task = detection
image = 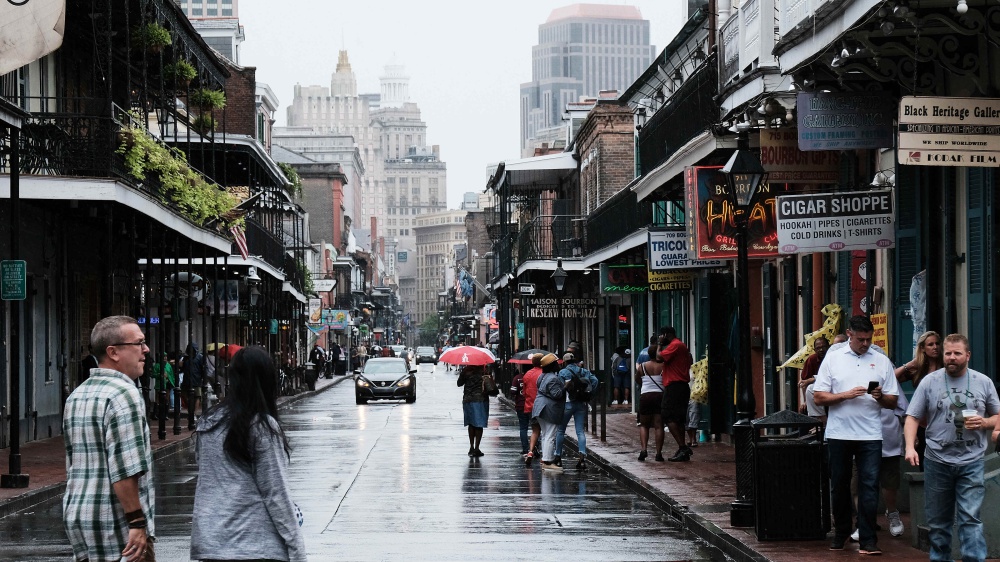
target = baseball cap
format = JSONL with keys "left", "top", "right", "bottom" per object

{"left": 562, "top": 353, "right": 577, "bottom": 363}
{"left": 625, "top": 349, "right": 631, "bottom": 355}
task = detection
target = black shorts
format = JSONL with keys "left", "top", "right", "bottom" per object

{"left": 639, "top": 392, "right": 663, "bottom": 416}
{"left": 661, "top": 382, "right": 690, "bottom": 425}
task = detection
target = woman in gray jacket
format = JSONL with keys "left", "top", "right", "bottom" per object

{"left": 191, "top": 346, "right": 307, "bottom": 562}
{"left": 532, "top": 353, "right": 568, "bottom": 471}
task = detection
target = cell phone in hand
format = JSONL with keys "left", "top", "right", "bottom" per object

{"left": 867, "top": 381, "right": 880, "bottom": 394}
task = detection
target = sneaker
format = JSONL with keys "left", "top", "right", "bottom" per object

{"left": 683, "top": 445, "right": 694, "bottom": 456}
{"left": 887, "top": 511, "right": 904, "bottom": 537}
{"left": 473, "top": 448, "right": 484, "bottom": 457}
{"left": 830, "top": 536, "right": 847, "bottom": 550}
{"left": 468, "top": 447, "right": 475, "bottom": 457}
{"left": 638, "top": 450, "right": 648, "bottom": 461}
{"left": 859, "top": 544, "right": 882, "bottom": 556}
{"left": 554, "top": 455, "right": 562, "bottom": 467}
{"left": 541, "top": 461, "right": 563, "bottom": 472}
{"left": 524, "top": 452, "right": 533, "bottom": 467}
{"left": 576, "top": 457, "right": 587, "bottom": 470}
{"left": 667, "top": 449, "right": 691, "bottom": 462}
{"left": 850, "top": 528, "right": 859, "bottom": 542}
{"left": 655, "top": 452, "right": 665, "bottom": 462}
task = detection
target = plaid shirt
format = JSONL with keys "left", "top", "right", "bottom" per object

{"left": 63, "top": 368, "right": 155, "bottom": 562}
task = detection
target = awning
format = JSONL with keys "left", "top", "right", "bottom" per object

{"left": 632, "top": 132, "right": 735, "bottom": 202}
{"left": 488, "top": 152, "right": 577, "bottom": 192}
{"left": 282, "top": 282, "right": 307, "bottom": 304}
{"left": 582, "top": 230, "right": 649, "bottom": 268}
{"left": 138, "top": 256, "right": 284, "bottom": 282}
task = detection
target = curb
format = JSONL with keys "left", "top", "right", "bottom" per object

{"left": 498, "top": 396, "right": 767, "bottom": 562}
{"left": 0, "top": 376, "right": 347, "bottom": 519}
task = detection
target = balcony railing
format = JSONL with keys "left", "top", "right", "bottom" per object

{"left": 587, "top": 189, "right": 653, "bottom": 252}
{"left": 515, "top": 215, "right": 584, "bottom": 265}
{"left": 718, "top": 0, "right": 778, "bottom": 93}
{"left": 244, "top": 217, "right": 285, "bottom": 271}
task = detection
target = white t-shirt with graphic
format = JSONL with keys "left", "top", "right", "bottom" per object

{"left": 906, "top": 368, "right": 1000, "bottom": 465}
{"left": 814, "top": 344, "right": 899, "bottom": 441}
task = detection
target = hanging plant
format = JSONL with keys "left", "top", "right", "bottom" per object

{"left": 136, "top": 22, "right": 172, "bottom": 53}
{"left": 164, "top": 60, "right": 197, "bottom": 89}
{"left": 191, "top": 114, "right": 217, "bottom": 135}
{"left": 189, "top": 88, "right": 226, "bottom": 110}
{"left": 115, "top": 116, "right": 238, "bottom": 226}
{"left": 277, "top": 162, "right": 302, "bottom": 198}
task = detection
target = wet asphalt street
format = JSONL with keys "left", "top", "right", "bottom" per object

{"left": 1, "top": 363, "right": 723, "bottom": 561}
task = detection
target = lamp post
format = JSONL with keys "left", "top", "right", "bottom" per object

{"left": 721, "top": 145, "right": 769, "bottom": 526}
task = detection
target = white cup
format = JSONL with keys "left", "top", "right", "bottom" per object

{"left": 963, "top": 409, "right": 978, "bottom": 418}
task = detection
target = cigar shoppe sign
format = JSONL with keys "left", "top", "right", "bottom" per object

{"left": 776, "top": 190, "right": 895, "bottom": 254}
{"left": 684, "top": 166, "right": 778, "bottom": 260}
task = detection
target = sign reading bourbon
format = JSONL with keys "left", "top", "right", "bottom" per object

{"left": 684, "top": 166, "right": 779, "bottom": 260}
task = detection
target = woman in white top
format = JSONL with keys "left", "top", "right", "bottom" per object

{"left": 635, "top": 344, "right": 665, "bottom": 461}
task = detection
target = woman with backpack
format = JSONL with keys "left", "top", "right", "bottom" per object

{"left": 635, "top": 344, "right": 666, "bottom": 462}
{"left": 610, "top": 347, "right": 631, "bottom": 405}
{"left": 555, "top": 352, "right": 599, "bottom": 470}
{"left": 531, "top": 354, "right": 569, "bottom": 471}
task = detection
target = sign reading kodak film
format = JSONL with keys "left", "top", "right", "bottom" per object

{"left": 759, "top": 128, "right": 840, "bottom": 183}
{"left": 899, "top": 96, "right": 1000, "bottom": 167}
{"left": 647, "top": 271, "right": 694, "bottom": 291}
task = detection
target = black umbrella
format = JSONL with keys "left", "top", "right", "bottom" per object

{"left": 508, "top": 348, "right": 546, "bottom": 364}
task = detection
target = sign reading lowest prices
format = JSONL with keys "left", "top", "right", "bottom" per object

{"left": 776, "top": 190, "right": 895, "bottom": 254}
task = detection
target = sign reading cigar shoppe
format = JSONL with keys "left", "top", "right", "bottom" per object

{"left": 898, "top": 96, "right": 1000, "bottom": 167}
{"left": 776, "top": 190, "right": 895, "bottom": 254}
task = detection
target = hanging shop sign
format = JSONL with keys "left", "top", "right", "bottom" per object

{"left": 313, "top": 279, "right": 336, "bottom": 293}
{"left": 759, "top": 128, "right": 840, "bottom": 183}
{"left": 871, "top": 313, "right": 889, "bottom": 351}
{"left": 685, "top": 166, "right": 778, "bottom": 260}
{"left": 647, "top": 230, "right": 725, "bottom": 271}
{"left": 307, "top": 298, "right": 323, "bottom": 324}
{"left": 325, "top": 309, "right": 350, "bottom": 330}
{"left": 898, "top": 96, "right": 1000, "bottom": 167}
{"left": 647, "top": 271, "right": 694, "bottom": 291}
{"left": 775, "top": 189, "right": 895, "bottom": 254}
{"left": 599, "top": 264, "right": 647, "bottom": 294}
{"left": 797, "top": 92, "right": 895, "bottom": 151}
{"left": 482, "top": 304, "right": 498, "bottom": 329}
{"left": 521, "top": 296, "right": 598, "bottom": 318}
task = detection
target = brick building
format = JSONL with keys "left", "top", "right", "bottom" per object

{"left": 575, "top": 98, "right": 635, "bottom": 215}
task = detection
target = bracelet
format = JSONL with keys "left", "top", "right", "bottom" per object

{"left": 124, "top": 509, "right": 144, "bottom": 521}
{"left": 128, "top": 518, "right": 147, "bottom": 529}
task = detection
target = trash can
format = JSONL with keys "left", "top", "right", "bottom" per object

{"left": 303, "top": 363, "right": 318, "bottom": 391}
{"left": 751, "top": 409, "right": 829, "bottom": 541}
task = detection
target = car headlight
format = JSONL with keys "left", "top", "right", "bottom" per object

{"left": 395, "top": 377, "right": 411, "bottom": 387}
{"left": 356, "top": 377, "right": 371, "bottom": 388}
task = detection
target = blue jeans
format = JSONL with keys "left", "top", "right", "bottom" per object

{"left": 555, "top": 401, "right": 588, "bottom": 456}
{"left": 516, "top": 411, "right": 531, "bottom": 454}
{"left": 827, "top": 439, "right": 881, "bottom": 546}
{"left": 923, "top": 458, "right": 987, "bottom": 562}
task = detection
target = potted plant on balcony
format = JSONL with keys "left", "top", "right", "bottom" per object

{"left": 164, "top": 60, "right": 197, "bottom": 89}
{"left": 189, "top": 88, "right": 226, "bottom": 111}
{"left": 191, "top": 114, "right": 217, "bottom": 135}
{"left": 136, "top": 22, "right": 172, "bottom": 54}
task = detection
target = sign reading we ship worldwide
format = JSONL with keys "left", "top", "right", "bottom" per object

{"left": 899, "top": 96, "right": 1000, "bottom": 167}
{"left": 775, "top": 190, "right": 895, "bottom": 254}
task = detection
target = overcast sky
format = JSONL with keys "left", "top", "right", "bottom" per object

{"left": 238, "top": 1, "right": 686, "bottom": 208}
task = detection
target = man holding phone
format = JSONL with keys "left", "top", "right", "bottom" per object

{"left": 904, "top": 334, "right": 999, "bottom": 562}
{"left": 814, "top": 315, "right": 898, "bottom": 555}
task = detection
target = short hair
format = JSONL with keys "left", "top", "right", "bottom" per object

{"left": 648, "top": 335, "right": 657, "bottom": 346}
{"left": 90, "top": 316, "right": 138, "bottom": 361}
{"left": 943, "top": 333, "right": 970, "bottom": 351}
{"left": 660, "top": 326, "right": 677, "bottom": 340}
{"left": 847, "top": 315, "right": 874, "bottom": 333}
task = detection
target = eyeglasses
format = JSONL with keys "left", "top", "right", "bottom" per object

{"left": 109, "top": 340, "right": 148, "bottom": 349}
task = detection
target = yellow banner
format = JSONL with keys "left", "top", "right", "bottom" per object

{"left": 777, "top": 303, "right": 843, "bottom": 370}
{"left": 871, "top": 313, "right": 888, "bottom": 351}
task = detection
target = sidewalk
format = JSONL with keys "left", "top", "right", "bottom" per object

{"left": 0, "top": 375, "right": 345, "bottom": 519}
{"left": 570, "top": 405, "right": 978, "bottom": 562}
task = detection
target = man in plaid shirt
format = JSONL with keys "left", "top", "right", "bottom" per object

{"left": 63, "top": 316, "right": 154, "bottom": 562}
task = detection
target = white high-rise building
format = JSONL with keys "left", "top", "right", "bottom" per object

{"left": 175, "top": 0, "right": 244, "bottom": 63}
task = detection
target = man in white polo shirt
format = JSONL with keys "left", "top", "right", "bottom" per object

{"left": 814, "top": 315, "right": 899, "bottom": 555}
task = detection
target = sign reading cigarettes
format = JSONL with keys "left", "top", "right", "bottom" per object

{"left": 776, "top": 190, "right": 895, "bottom": 254}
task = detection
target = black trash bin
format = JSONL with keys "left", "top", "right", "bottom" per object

{"left": 751, "top": 410, "right": 829, "bottom": 541}
{"left": 303, "top": 364, "right": 318, "bottom": 391}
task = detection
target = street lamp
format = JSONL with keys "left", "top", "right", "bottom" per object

{"left": 722, "top": 146, "right": 768, "bottom": 526}
{"left": 551, "top": 259, "right": 568, "bottom": 292}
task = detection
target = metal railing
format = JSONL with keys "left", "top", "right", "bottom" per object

{"left": 515, "top": 214, "right": 584, "bottom": 264}
{"left": 244, "top": 217, "right": 285, "bottom": 271}
{"left": 586, "top": 190, "right": 653, "bottom": 252}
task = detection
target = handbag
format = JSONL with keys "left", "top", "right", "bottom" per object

{"left": 482, "top": 373, "right": 500, "bottom": 397}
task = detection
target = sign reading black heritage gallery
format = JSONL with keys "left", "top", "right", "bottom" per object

{"left": 521, "top": 297, "right": 598, "bottom": 319}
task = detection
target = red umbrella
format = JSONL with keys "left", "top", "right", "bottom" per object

{"left": 438, "top": 345, "right": 497, "bottom": 366}
{"left": 217, "top": 344, "right": 243, "bottom": 361}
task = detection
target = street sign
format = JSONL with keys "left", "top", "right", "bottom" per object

{"left": 1, "top": 260, "right": 26, "bottom": 301}
{"left": 518, "top": 283, "right": 535, "bottom": 295}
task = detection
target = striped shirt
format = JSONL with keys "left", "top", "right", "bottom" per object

{"left": 63, "top": 368, "right": 155, "bottom": 562}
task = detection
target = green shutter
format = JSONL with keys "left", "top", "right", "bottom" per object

{"left": 966, "top": 168, "right": 994, "bottom": 376}
{"left": 894, "top": 167, "right": 922, "bottom": 362}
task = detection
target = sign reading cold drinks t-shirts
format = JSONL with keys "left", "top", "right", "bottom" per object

{"left": 775, "top": 190, "right": 895, "bottom": 254}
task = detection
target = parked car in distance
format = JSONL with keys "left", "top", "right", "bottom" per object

{"left": 354, "top": 358, "right": 416, "bottom": 404}
{"left": 415, "top": 346, "right": 438, "bottom": 365}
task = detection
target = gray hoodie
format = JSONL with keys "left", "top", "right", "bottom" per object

{"left": 190, "top": 407, "right": 307, "bottom": 561}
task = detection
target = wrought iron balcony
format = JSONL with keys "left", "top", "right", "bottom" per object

{"left": 244, "top": 217, "right": 285, "bottom": 271}
{"left": 514, "top": 214, "right": 585, "bottom": 265}
{"left": 586, "top": 189, "right": 653, "bottom": 253}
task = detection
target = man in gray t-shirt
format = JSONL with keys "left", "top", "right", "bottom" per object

{"left": 905, "top": 333, "right": 999, "bottom": 562}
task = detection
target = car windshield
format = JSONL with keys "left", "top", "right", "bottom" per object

{"left": 417, "top": 347, "right": 434, "bottom": 354}
{"left": 364, "top": 359, "right": 407, "bottom": 374}
{"left": 391, "top": 345, "right": 405, "bottom": 352}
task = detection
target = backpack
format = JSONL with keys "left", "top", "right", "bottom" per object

{"left": 567, "top": 369, "right": 593, "bottom": 402}
{"left": 615, "top": 357, "right": 629, "bottom": 374}
{"left": 187, "top": 352, "right": 205, "bottom": 387}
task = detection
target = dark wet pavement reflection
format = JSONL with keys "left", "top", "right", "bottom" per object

{"left": 0, "top": 364, "right": 723, "bottom": 561}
